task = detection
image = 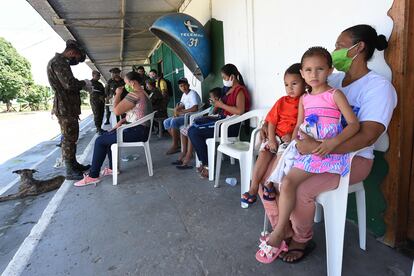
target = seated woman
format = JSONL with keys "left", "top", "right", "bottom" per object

{"left": 258, "top": 24, "right": 397, "bottom": 263}
{"left": 188, "top": 64, "right": 251, "bottom": 178}
{"left": 74, "top": 71, "right": 153, "bottom": 186}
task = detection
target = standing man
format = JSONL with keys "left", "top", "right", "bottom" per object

{"left": 163, "top": 77, "right": 201, "bottom": 154}
{"left": 90, "top": 70, "right": 105, "bottom": 134}
{"left": 149, "top": 69, "right": 168, "bottom": 97}
{"left": 47, "top": 40, "right": 91, "bottom": 180}
{"left": 104, "top": 67, "right": 127, "bottom": 124}
{"left": 135, "top": 65, "right": 149, "bottom": 81}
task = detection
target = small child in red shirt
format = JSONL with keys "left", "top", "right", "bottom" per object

{"left": 241, "top": 63, "right": 306, "bottom": 205}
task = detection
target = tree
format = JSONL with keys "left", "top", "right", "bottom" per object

{"left": 20, "top": 84, "right": 53, "bottom": 111}
{"left": 0, "top": 37, "right": 33, "bottom": 111}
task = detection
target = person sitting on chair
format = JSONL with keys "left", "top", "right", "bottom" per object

{"left": 163, "top": 77, "right": 201, "bottom": 155}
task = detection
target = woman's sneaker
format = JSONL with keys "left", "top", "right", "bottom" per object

{"left": 100, "top": 167, "right": 120, "bottom": 176}
{"left": 74, "top": 174, "right": 100, "bottom": 187}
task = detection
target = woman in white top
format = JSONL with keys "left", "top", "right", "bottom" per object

{"left": 259, "top": 24, "right": 397, "bottom": 263}
{"left": 75, "top": 71, "right": 153, "bottom": 187}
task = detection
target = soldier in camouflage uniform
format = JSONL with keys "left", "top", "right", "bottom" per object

{"left": 104, "top": 67, "right": 128, "bottom": 123}
{"left": 90, "top": 70, "right": 105, "bottom": 134}
{"left": 47, "top": 40, "right": 90, "bottom": 180}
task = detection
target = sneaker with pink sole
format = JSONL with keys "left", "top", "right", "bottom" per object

{"left": 100, "top": 167, "right": 120, "bottom": 176}
{"left": 74, "top": 174, "right": 100, "bottom": 187}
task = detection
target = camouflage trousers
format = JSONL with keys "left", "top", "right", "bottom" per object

{"left": 57, "top": 116, "right": 79, "bottom": 162}
{"left": 90, "top": 95, "right": 105, "bottom": 130}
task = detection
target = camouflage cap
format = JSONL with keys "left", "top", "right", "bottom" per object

{"left": 109, "top": 67, "right": 121, "bottom": 73}
{"left": 65, "top": 39, "right": 86, "bottom": 62}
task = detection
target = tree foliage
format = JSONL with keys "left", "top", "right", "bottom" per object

{"left": 19, "top": 84, "right": 53, "bottom": 111}
{"left": 0, "top": 37, "right": 34, "bottom": 110}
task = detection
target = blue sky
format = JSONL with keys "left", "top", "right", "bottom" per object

{"left": 0, "top": 0, "right": 92, "bottom": 86}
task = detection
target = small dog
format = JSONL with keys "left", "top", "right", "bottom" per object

{"left": 0, "top": 169, "right": 65, "bottom": 202}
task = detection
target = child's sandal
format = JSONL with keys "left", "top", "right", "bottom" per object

{"left": 263, "top": 186, "right": 277, "bottom": 201}
{"left": 241, "top": 192, "right": 257, "bottom": 205}
{"left": 199, "top": 166, "right": 209, "bottom": 179}
{"left": 255, "top": 240, "right": 288, "bottom": 264}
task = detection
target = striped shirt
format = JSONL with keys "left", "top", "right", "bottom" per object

{"left": 124, "top": 92, "right": 153, "bottom": 127}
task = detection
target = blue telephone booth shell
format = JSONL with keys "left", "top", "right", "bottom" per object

{"left": 150, "top": 13, "right": 211, "bottom": 81}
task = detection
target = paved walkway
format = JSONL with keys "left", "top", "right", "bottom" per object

{"left": 0, "top": 132, "right": 410, "bottom": 275}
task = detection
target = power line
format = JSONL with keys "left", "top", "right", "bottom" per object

{"left": 20, "top": 36, "right": 53, "bottom": 50}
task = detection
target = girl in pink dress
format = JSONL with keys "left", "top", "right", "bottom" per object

{"left": 256, "top": 47, "right": 360, "bottom": 264}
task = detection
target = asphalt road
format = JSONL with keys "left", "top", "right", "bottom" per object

{"left": 0, "top": 110, "right": 92, "bottom": 165}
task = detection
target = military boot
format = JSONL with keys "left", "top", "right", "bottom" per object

{"left": 73, "top": 160, "right": 91, "bottom": 173}
{"left": 65, "top": 161, "right": 84, "bottom": 180}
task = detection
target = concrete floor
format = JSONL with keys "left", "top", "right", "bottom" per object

{"left": 2, "top": 133, "right": 408, "bottom": 276}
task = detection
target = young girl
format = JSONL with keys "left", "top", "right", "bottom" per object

{"left": 257, "top": 47, "right": 360, "bottom": 263}
{"left": 241, "top": 63, "right": 306, "bottom": 205}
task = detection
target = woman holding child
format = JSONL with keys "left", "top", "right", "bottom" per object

{"left": 255, "top": 24, "right": 397, "bottom": 263}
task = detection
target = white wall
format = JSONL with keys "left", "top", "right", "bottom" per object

{"left": 251, "top": 0, "right": 394, "bottom": 109}
{"left": 182, "top": 0, "right": 394, "bottom": 108}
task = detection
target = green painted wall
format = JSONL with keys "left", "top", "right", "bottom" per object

{"left": 150, "top": 43, "right": 184, "bottom": 111}
{"left": 347, "top": 151, "right": 388, "bottom": 236}
{"left": 201, "top": 18, "right": 225, "bottom": 101}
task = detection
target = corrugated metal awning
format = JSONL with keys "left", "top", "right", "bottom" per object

{"left": 27, "top": 0, "right": 185, "bottom": 80}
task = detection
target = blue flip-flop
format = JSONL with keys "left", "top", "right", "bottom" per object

{"left": 263, "top": 186, "right": 276, "bottom": 201}
{"left": 241, "top": 192, "right": 257, "bottom": 205}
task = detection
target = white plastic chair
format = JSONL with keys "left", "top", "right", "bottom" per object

{"left": 111, "top": 111, "right": 156, "bottom": 185}
{"left": 314, "top": 133, "right": 389, "bottom": 276}
{"left": 261, "top": 133, "right": 389, "bottom": 276}
{"left": 411, "top": 260, "right": 414, "bottom": 276}
{"left": 205, "top": 115, "right": 239, "bottom": 180}
{"left": 214, "top": 109, "right": 268, "bottom": 208}
{"left": 180, "top": 104, "right": 206, "bottom": 157}
{"left": 182, "top": 108, "right": 210, "bottom": 168}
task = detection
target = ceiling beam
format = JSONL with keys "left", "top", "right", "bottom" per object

{"left": 119, "top": 0, "right": 126, "bottom": 70}
{"left": 62, "top": 12, "right": 169, "bottom": 21}
{"left": 52, "top": 19, "right": 145, "bottom": 31}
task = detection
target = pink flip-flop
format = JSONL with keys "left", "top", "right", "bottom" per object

{"left": 255, "top": 240, "right": 288, "bottom": 264}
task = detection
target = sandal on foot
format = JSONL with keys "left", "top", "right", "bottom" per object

{"left": 199, "top": 167, "right": 209, "bottom": 179}
{"left": 259, "top": 233, "right": 269, "bottom": 243}
{"left": 241, "top": 192, "right": 257, "bottom": 205}
{"left": 255, "top": 240, "right": 288, "bottom": 264}
{"left": 166, "top": 148, "right": 180, "bottom": 155}
{"left": 176, "top": 164, "right": 193, "bottom": 170}
{"left": 263, "top": 186, "right": 277, "bottom": 201}
{"left": 281, "top": 240, "right": 316, "bottom": 263}
{"left": 171, "top": 160, "right": 183, "bottom": 165}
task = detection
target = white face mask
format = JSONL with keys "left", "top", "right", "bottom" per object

{"left": 223, "top": 79, "right": 233, "bottom": 87}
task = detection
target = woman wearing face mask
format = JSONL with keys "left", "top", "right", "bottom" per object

{"left": 258, "top": 24, "right": 397, "bottom": 263}
{"left": 188, "top": 63, "right": 251, "bottom": 178}
{"left": 74, "top": 71, "right": 153, "bottom": 186}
